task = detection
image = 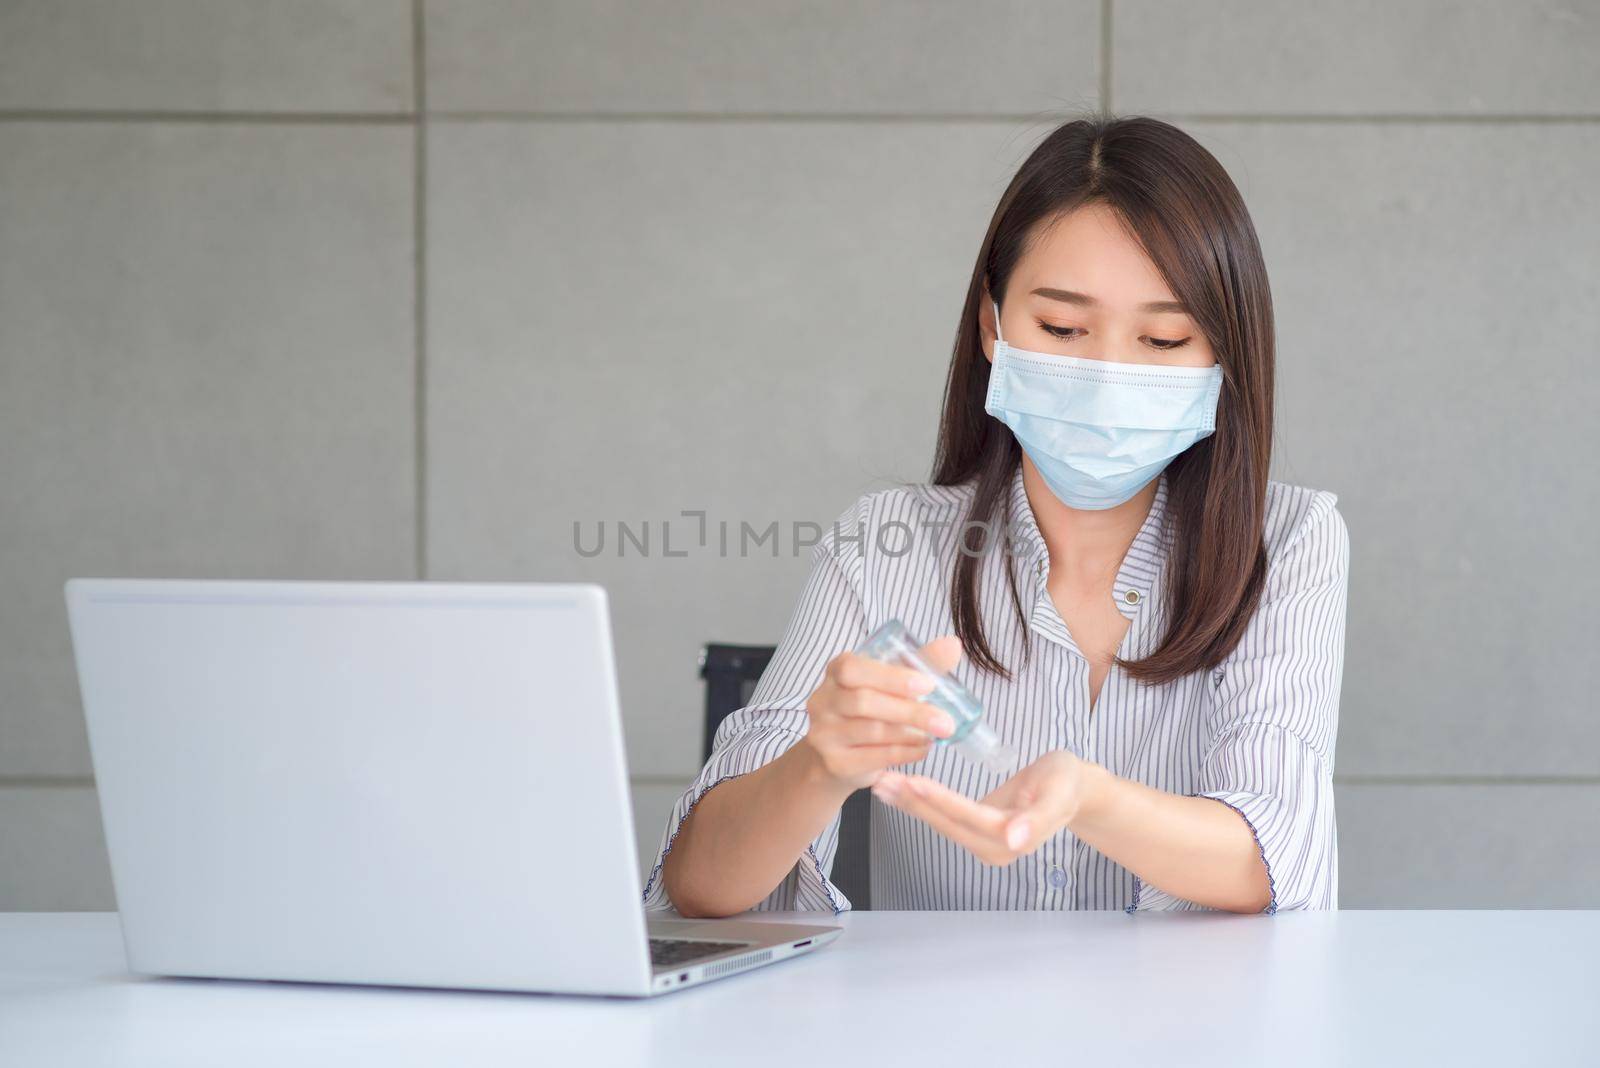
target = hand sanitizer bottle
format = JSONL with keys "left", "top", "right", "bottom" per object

{"left": 856, "top": 619, "right": 1021, "bottom": 777}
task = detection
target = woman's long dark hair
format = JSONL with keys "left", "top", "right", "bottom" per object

{"left": 932, "top": 115, "right": 1274, "bottom": 686}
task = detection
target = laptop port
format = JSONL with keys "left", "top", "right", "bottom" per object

{"left": 679, "top": 972, "right": 689, "bottom": 981}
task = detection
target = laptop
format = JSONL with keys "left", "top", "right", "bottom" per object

{"left": 64, "top": 578, "right": 840, "bottom": 997}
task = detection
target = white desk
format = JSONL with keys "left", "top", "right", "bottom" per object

{"left": 2, "top": 910, "right": 1596, "bottom": 1066}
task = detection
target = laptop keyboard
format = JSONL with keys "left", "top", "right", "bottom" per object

{"left": 649, "top": 937, "right": 752, "bottom": 967}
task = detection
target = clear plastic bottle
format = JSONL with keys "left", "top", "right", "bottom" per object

{"left": 856, "top": 618, "right": 1021, "bottom": 777}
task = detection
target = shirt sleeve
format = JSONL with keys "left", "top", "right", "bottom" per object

{"left": 1129, "top": 489, "right": 1350, "bottom": 914}
{"left": 641, "top": 503, "right": 871, "bottom": 915}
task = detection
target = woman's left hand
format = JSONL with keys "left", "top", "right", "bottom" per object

{"left": 870, "top": 750, "right": 1097, "bottom": 865}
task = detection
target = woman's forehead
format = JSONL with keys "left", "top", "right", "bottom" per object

{"left": 1015, "top": 213, "right": 1184, "bottom": 313}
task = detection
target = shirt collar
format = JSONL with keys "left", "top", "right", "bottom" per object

{"left": 1005, "top": 464, "right": 1172, "bottom": 621}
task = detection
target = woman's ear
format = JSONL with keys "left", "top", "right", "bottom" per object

{"left": 981, "top": 289, "right": 997, "bottom": 365}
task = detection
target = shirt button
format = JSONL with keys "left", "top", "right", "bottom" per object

{"left": 1123, "top": 589, "right": 1141, "bottom": 606}
{"left": 1047, "top": 866, "right": 1068, "bottom": 889}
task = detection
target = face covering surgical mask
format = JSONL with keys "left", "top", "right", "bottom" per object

{"left": 984, "top": 297, "right": 1224, "bottom": 510}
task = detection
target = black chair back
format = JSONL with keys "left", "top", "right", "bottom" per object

{"left": 699, "top": 643, "right": 870, "bottom": 909}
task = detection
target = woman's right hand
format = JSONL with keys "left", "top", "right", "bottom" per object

{"left": 800, "top": 636, "right": 965, "bottom": 791}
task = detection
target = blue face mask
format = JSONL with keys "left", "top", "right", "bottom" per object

{"left": 984, "top": 297, "right": 1224, "bottom": 510}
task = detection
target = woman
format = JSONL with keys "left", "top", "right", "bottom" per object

{"left": 645, "top": 115, "right": 1350, "bottom": 916}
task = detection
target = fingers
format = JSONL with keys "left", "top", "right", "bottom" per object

{"left": 828, "top": 741, "right": 932, "bottom": 781}
{"left": 918, "top": 635, "right": 964, "bottom": 676}
{"left": 864, "top": 748, "right": 934, "bottom": 789}
{"left": 980, "top": 777, "right": 1036, "bottom": 811}
{"left": 868, "top": 751, "right": 1079, "bottom": 863}
{"left": 876, "top": 777, "right": 1011, "bottom": 869}
{"left": 805, "top": 647, "right": 970, "bottom": 789}
{"left": 838, "top": 717, "right": 937, "bottom": 748}
{"left": 812, "top": 681, "right": 947, "bottom": 738}
{"left": 1004, "top": 813, "right": 1040, "bottom": 853}
{"left": 873, "top": 769, "right": 1049, "bottom": 862}
{"left": 1000, "top": 768, "right": 1075, "bottom": 851}
{"left": 891, "top": 773, "right": 1010, "bottom": 837}
{"left": 825, "top": 680, "right": 956, "bottom": 737}
{"left": 872, "top": 772, "right": 1018, "bottom": 866}
{"left": 880, "top": 743, "right": 934, "bottom": 767}
{"left": 979, "top": 752, "right": 1063, "bottom": 809}
{"left": 979, "top": 769, "right": 1051, "bottom": 850}
{"left": 828, "top": 651, "right": 937, "bottom": 698}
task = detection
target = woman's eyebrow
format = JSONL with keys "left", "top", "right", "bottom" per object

{"left": 1031, "top": 286, "right": 1189, "bottom": 314}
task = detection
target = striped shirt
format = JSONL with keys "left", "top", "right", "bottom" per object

{"left": 642, "top": 462, "right": 1350, "bottom": 914}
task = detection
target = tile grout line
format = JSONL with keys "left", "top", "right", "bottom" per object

{"left": 424, "top": 111, "right": 1600, "bottom": 124}
{"left": 412, "top": 0, "right": 429, "bottom": 581}
{"left": 1101, "top": 0, "right": 1113, "bottom": 114}
{"left": 0, "top": 110, "right": 415, "bottom": 124}
{"left": 0, "top": 777, "right": 96, "bottom": 789}
{"left": 5, "top": 110, "right": 1600, "bottom": 126}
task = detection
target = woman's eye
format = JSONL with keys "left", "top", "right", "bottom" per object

{"left": 1038, "top": 321, "right": 1193, "bottom": 351}
{"left": 1038, "top": 322, "right": 1084, "bottom": 340}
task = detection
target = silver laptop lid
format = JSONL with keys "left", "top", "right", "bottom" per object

{"left": 65, "top": 579, "right": 653, "bottom": 996}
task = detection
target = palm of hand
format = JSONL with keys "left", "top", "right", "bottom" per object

{"left": 873, "top": 749, "right": 1085, "bottom": 866}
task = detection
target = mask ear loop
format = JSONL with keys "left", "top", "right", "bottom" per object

{"left": 991, "top": 298, "right": 1005, "bottom": 344}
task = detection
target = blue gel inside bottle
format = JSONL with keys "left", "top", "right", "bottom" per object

{"left": 856, "top": 619, "right": 1020, "bottom": 776}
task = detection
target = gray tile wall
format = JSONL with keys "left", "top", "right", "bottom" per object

{"left": 2, "top": 1, "right": 1594, "bottom": 910}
